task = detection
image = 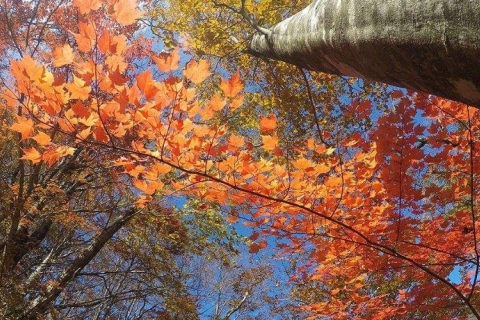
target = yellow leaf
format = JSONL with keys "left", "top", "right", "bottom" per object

{"left": 326, "top": 147, "right": 336, "bottom": 155}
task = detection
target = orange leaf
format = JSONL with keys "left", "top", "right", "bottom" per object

{"left": 135, "top": 195, "right": 152, "bottom": 208}
{"left": 11, "top": 55, "right": 44, "bottom": 83}
{"left": 57, "top": 118, "right": 75, "bottom": 133}
{"left": 77, "top": 128, "right": 91, "bottom": 140}
{"left": 66, "top": 75, "right": 91, "bottom": 100}
{"left": 184, "top": 59, "right": 211, "bottom": 84}
{"left": 20, "top": 148, "right": 42, "bottom": 164}
{"left": 209, "top": 94, "right": 226, "bottom": 112}
{"left": 220, "top": 70, "right": 243, "bottom": 98}
{"left": 41, "top": 148, "right": 62, "bottom": 166}
{"left": 261, "top": 134, "right": 278, "bottom": 150}
{"left": 73, "top": 0, "right": 103, "bottom": 15}
{"left": 78, "top": 112, "right": 98, "bottom": 127}
{"left": 11, "top": 117, "right": 34, "bottom": 140}
{"left": 32, "top": 132, "right": 51, "bottom": 146}
{"left": 98, "top": 31, "right": 128, "bottom": 55}
{"left": 154, "top": 163, "right": 171, "bottom": 174}
{"left": 136, "top": 69, "right": 158, "bottom": 100}
{"left": 110, "top": 0, "right": 144, "bottom": 25}
{"left": 292, "top": 157, "right": 314, "bottom": 170}
{"left": 105, "top": 54, "right": 128, "bottom": 73}
{"left": 52, "top": 44, "right": 74, "bottom": 67}
{"left": 72, "top": 22, "right": 96, "bottom": 53}
{"left": 229, "top": 134, "right": 244, "bottom": 147}
{"left": 152, "top": 48, "right": 180, "bottom": 73}
{"left": 260, "top": 115, "right": 277, "bottom": 133}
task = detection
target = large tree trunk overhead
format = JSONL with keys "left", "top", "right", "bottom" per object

{"left": 249, "top": 0, "right": 480, "bottom": 108}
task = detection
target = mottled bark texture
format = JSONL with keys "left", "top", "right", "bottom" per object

{"left": 249, "top": 0, "right": 480, "bottom": 107}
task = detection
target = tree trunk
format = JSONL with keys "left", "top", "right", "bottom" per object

{"left": 249, "top": 0, "right": 480, "bottom": 108}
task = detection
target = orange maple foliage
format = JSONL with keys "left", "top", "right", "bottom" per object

{"left": 3, "top": 0, "right": 480, "bottom": 318}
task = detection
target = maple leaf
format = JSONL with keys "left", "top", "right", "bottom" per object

{"left": 152, "top": 48, "right": 180, "bottom": 73}
{"left": 93, "top": 126, "right": 109, "bottom": 142}
{"left": 220, "top": 70, "right": 243, "bottom": 98}
{"left": 110, "top": 0, "right": 144, "bottom": 26}
{"left": 249, "top": 239, "right": 267, "bottom": 254}
{"left": 98, "top": 31, "right": 128, "bottom": 55}
{"left": 66, "top": 75, "right": 91, "bottom": 100}
{"left": 184, "top": 59, "right": 211, "bottom": 84}
{"left": 73, "top": 0, "right": 103, "bottom": 15}
{"left": 32, "top": 132, "right": 52, "bottom": 146}
{"left": 56, "top": 146, "right": 76, "bottom": 157}
{"left": 52, "top": 44, "right": 74, "bottom": 67}
{"left": 11, "top": 117, "right": 34, "bottom": 140}
{"left": 135, "top": 195, "right": 152, "bottom": 208}
{"left": 20, "top": 148, "right": 42, "bottom": 163}
{"left": 292, "top": 157, "right": 314, "bottom": 170}
{"left": 153, "top": 163, "right": 171, "bottom": 174}
{"left": 229, "top": 134, "right": 244, "bottom": 147}
{"left": 11, "top": 55, "right": 44, "bottom": 83}
{"left": 261, "top": 134, "right": 278, "bottom": 150}
{"left": 77, "top": 128, "right": 92, "bottom": 140}
{"left": 71, "top": 101, "right": 91, "bottom": 118}
{"left": 259, "top": 115, "right": 277, "bottom": 133}
{"left": 72, "top": 22, "right": 96, "bottom": 53}
{"left": 136, "top": 69, "right": 158, "bottom": 100}
{"left": 105, "top": 54, "right": 128, "bottom": 73}
{"left": 209, "top": 94, "right": 226, "bottom": 112}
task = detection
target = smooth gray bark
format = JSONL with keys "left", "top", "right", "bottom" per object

{"left": 249, "top": 0, "right": 480, "bottom": 108}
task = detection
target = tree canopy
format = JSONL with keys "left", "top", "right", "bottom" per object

{"left": 1, "top": 0, "right": 480, "bottom": 319}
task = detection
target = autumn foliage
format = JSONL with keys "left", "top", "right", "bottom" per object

{"left": 2, "top": 0, "right": 480, "bottom": 319}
